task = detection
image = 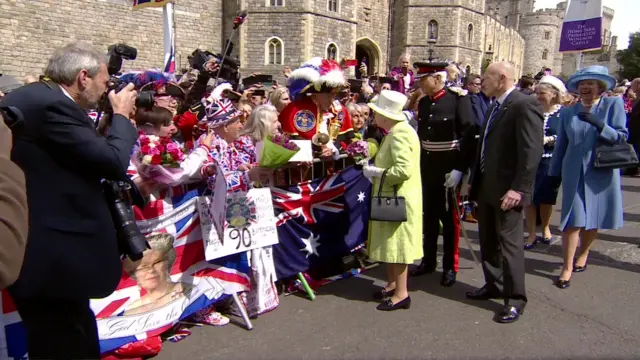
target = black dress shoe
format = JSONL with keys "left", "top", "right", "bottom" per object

{"left": 410, "top": 263, "right": 437, "bottom": 277}
{"left": 555, "top": 278, "right": 571, "bottom": 289}
{"left": 376, "top": 297, "right": 411, "bottom": 311}
{"left": 466, "top": 286, "right": 502, "bottom": 300}
{"left": 495, "top": 305, "right": 523, "bottom": 324}
{"left": 440, "top": 270, "right": 457, "bottom": 287}
{"left": 573, "top": 263, "right": 587, "bottom": 273}
{"left": 372, "top": 288, "right": 395, "bottom": 300}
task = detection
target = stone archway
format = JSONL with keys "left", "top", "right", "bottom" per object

{"left": 355, "top": 37, "right": 382, "bottom": 79}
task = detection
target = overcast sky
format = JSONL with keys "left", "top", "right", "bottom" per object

{"left": 533, "top": 0, "right": 637, "bottom": 49}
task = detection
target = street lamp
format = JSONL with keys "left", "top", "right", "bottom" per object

{"left": 427, "top": 38, "right": 437, "bottom": 62}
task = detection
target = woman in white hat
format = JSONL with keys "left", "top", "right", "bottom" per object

{"left": 549, "top": 65, "right": 628, "bottom": 289}
{"left": 363, "top": 90, "right": 423, "bottom": 311}
{"left": 524, "top": 75, "right": 567, "bottom": 249}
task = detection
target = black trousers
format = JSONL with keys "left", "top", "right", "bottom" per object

{"left": 12, "top": 296, "right": 101, "bottom": 359}
{"left": 476, "top": 199, "right": 528, "bottom": 307}
{"left": 422, "top": 180, "right": 461, "bottom": 272}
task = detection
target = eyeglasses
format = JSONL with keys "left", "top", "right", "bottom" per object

{"left": 134, "top": 259, "right": 165, "bottom": 275}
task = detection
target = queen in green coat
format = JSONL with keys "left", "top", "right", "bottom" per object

{"left": 363, "top": 90, "right": 423, "bottom": 312}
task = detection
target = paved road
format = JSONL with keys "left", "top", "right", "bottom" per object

{"left": 157, "top": 177, "right": 640, "bottom": 360}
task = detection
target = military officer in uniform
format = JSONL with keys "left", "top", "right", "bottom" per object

{"left": 410, "top": 61, "right": 476, "bottom": 286}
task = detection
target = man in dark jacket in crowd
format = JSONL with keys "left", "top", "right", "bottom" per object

{"left": 0, "top": 109, "right": 28, "bottom": 290}
{"left": 461, "top": 74, "right": 491, "bottom": 223}
{"left": 0, "top": 42, "right": 138, "bottom": 358}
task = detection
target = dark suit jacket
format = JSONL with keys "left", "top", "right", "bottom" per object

{"left": 0, "top": 81, "right": 138, "bottom": 299}
{"left": 470, "top": 92, "right": 491, "bottom": 127}
{"left": 469, "top": 89, "right": 544, "bottom": 207}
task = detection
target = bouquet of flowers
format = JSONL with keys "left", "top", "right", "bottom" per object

{"left": 344, "top": 140, "right": 369, "bottom": 163}
{"left": 139, "top": 134, "right": 186, "bottom": 167}
{"left": 256, "top": 133, "right": 300, "bottom": 168}
{"left": 134, "top": 133, "right": 189, "bottom": 185}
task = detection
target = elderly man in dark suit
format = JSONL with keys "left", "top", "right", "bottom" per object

{"left": 0, "top": 43, "right": 138, "bottom": 358}
{"left": 467, "top": 62, "right": 544, "bottom": 324}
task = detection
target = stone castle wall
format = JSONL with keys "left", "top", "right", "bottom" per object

{"left": 0, "top": 0, "right": 223, "bottom": 77}
{"left": 355, "top": 0, "right": 390, "bottom": 74}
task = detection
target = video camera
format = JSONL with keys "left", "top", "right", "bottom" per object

{"left": 99, "top": 44, "right": 154, "bottom": 114}
{"left": 188, "top": 42, "right": 241, "bottom": 89}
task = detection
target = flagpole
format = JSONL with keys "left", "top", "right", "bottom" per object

{"left": 162, "top": 1, "right": 176, "bottom": 73}
{"left": 576, "top": 51, "right": 583, "bottom": 71}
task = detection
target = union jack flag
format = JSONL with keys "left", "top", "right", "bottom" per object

{"left": 2, "top": 178, "right": 251, "bottom": 358}
{"left": 271, "top": 166, "right": 372, "bottom": 280}
{"left": 271, "top": 173, "right": 346, "bottom": 225}
{"left": 132, "top": 0, "right": 170, "bottom": 9}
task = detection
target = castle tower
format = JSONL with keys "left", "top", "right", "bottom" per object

{"left": 519, "top": 8, "right": 563, "bottom": 76}
{"left": 391, "top": 0, "right": 487, "bottom": 74}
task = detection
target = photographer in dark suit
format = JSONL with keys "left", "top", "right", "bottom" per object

{"left": 467, "top": 62, "right": 543, "bottom": 324}
{"left": 0, "top": 43, "right": 138, "bottom": 358}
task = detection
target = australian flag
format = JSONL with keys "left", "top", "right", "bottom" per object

{"left": 271, "top": 166, "right": 371, "bottom": 279}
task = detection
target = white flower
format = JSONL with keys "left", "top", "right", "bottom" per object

{"left": 148, "top": 135, "right": 160, "bottom": 142}
{"left": 142, "top": 155, "right": 153, "bottom": 165}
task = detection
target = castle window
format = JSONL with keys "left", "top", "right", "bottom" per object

{"left": 544, "top": 31, "right": 550, "bottom": 40}
{"left": 467, "top": 24, "right": 473, "bottom": 43}
{"left": 428, "top": 20, "right": 439, "bottom": 41}
{"left": 265, "top": 37, "right": 284, "bottom": 65}
{"left": 326, "top": 43, "right": 338, "bottom": 60}
{"left": 328, "top": 0, "right": 338, "bottom": 12}
{"left": 268, "top": 0, "right": 284, "bottom": 6}
{"left": 542, "top": 49, "right": 548, "bottom": 60}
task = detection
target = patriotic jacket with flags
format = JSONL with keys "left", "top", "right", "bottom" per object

{"left": 196, "top": 133, "right": 255, "bottom": 194}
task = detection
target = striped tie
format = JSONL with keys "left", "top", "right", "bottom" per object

{"left": 480, "top": 101, "right": 500, "bottom": 173}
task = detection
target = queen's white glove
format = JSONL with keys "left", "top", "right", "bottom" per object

{"left": 362, "top": 164, "right": 385, "bottom": 182}
{"left": 443, "top": 169, "right": 463, "bottom": 188}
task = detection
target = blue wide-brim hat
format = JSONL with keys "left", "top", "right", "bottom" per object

{"left": 566, "top": 65, "right": 616, "bottom": 93}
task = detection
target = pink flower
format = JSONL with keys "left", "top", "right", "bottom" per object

{"left": 149, "top": 147, "right": 161, "bottom": 156}
{"left": 166, "top": 142, "right": 179, "bottom": 152}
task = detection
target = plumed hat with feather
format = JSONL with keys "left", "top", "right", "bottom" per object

{"left": 286, "top": 57, "right": 347, "bottom": 100}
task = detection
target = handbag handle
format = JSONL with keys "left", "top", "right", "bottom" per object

{"left": 376, "top": 169, "right": 401, "bottom": 205}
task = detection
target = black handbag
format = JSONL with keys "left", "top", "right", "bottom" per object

{"left": 593, "top": 140, "right": 639, "bottom": 169}
{"left": 370, "top": 169, "right": 407, "bottom": 222}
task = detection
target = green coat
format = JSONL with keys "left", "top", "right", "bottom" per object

{"left": 367, "top": 121, "right": 423, "bottom": 264}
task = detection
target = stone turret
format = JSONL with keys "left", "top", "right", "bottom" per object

{"left": 519, "top": 7, "right": 564, "bottom": 76}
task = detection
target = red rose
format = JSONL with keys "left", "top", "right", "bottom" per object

{"left": 155, "top": 144, "right": 165, "bottom": 153}
{"left": 170, "top": 152, "right": 181, "bottom": 161}
{"left": 151, "top": 154, "right": 162, "bottom": 165}
{"left": 140, "top": 145, "right": 152, "bottom": 155}
{"left": 139, "top": 136, "right": 151, "bottom": 146}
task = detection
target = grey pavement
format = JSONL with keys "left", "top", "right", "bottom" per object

{"left": 156, "top": 176, "right": 640, "bottom": 360}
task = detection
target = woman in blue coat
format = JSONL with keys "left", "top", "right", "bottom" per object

{"left": 549, "top": 66, "right": 627, "bottom": 289}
